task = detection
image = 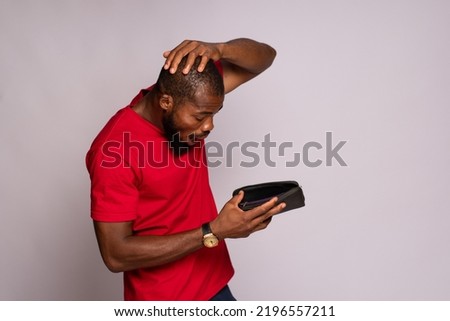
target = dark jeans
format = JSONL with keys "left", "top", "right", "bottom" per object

{"left": 209, "top": 285, "right": 237, "bottom": 301}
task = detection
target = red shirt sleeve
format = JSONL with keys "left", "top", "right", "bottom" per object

{"left": 215, "top": 60, "right": 223, "bottom": 77}
{"left": 87, "top": 149, "right": 139, "bottom": 222}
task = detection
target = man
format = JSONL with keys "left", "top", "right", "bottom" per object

{"left": 86, "top": 38, "right": 283, "bottom": 300}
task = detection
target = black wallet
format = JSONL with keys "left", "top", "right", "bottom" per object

{"left": 232, "top": 180, "right": 305, "bottom": 213}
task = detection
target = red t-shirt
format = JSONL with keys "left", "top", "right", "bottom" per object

{"left": 86, "top": 87, "right": 234, "bottom": 300}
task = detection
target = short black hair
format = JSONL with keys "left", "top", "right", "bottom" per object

{"left": 155, "top": 56, "right": 224, "bottom": 105}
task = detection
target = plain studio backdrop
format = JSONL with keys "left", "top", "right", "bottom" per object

{"left": 1, "top": 0, "right": 449, "bottom": 300}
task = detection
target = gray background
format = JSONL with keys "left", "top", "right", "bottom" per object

{"left": 1, "top": 0, "right": 449, "bottom": 300}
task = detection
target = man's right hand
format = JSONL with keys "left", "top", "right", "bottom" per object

{"left": 210, "top": 191, "right": 285, "bottom": 239}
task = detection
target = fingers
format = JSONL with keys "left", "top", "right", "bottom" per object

{"left": 198, "top": 55, "right": 210, "bottom": 73}
{"left": 250, "top": 199, "right": 285, "bottom": 227}
{"left": 230, "top": 190, "right": 245, "bottom": 206}
{"left": 184, "top": 51, "right": 200, "bottom": 74}
{"left": 217, "top": 191, "right": 285, "bottom": 239}
{"left": 163, "top": 40, "right": 191, "bottom": 73}
{"left": 163, "top": 40, "right": 218, "bottom": 74}
{"left": 232, "top": 193, "right": 285, "bottom": 224}
{"left": 253, "top": 217, "right": 272, "bottom": 233}
{"left": 249, "top": 197, "right": 285, "bottom": 218}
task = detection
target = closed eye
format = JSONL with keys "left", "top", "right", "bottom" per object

{"left": 193, "top": 105, "right": 223, "bottom": 122}
{"left": 194, "top": 115, "right": 207, "bottom": 121}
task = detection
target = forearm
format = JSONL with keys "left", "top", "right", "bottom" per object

{"left": 95, "top": 191, "right": 285, "bottom": 273}
{"left": 95, "top": 222, "right": 204, "bottom": 272}
{"left": 219, "top": 38, "right": 277, "bottom": 75}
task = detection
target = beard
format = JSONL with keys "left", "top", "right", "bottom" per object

{"left": 162, "top": 112, "right": 193, "bottom": 156}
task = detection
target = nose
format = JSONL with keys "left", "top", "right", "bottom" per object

{"left": 202, "top": 116, "right": 214, "bottom": 133}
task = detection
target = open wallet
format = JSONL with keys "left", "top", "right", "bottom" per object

{"left": 232, "top": 180, "right": 305, "bottom": 214}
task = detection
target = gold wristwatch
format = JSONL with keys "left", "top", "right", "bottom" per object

{"left": 202, "top": 223, "right": 219, "bottom": 248}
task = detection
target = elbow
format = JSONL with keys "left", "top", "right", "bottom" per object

{"left": 269, "top": 46, "right": 277, "bottom": 62}
{"left": 103, "top": 255, "right": 125, "bottom": 273}
{"left": 262, "top": 44, "right": 277, "bottom": 70}
{"left": 105, "top": 262, "right": 123, "bottom": 274}
{"left": 264, "top": 40, "right": 277, "bottom": 61}
{"left": 102, "top": 253, "right": 127, "bottom": 273}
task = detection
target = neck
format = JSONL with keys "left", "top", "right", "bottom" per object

{"left": 132, "top": 90, "right": 164, "bottom": 130}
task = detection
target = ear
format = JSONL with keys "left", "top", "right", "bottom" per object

{"left": 159, "top": 94, "right": 174, "bottom": 112}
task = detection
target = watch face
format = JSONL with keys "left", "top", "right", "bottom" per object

{"left": 203, "top": 235, "right": 219, "bottom": 248}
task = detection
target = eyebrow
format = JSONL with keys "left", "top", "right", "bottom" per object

{"left": 196, "top": 105, "right": 223, "bottom": 115}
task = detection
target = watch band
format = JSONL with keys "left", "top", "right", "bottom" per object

{"left": 202, "top": 222, "right": 213, "bottom": 236}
